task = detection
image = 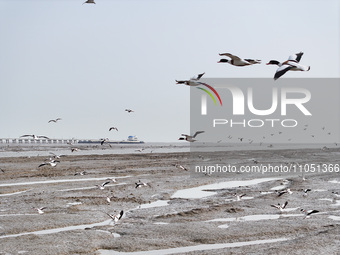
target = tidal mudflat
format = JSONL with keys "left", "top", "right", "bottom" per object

{"left": 1, "top": 145, "right": 340, "bottom": 254}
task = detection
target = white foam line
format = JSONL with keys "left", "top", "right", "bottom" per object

{"left": 57, "top": 182, "right": 127, "bottom": 192}
{"left": 270, "top": 185, "right": 286, "bottom": 191}
{"left": 98, "top": 237, "right": 290, "bottom": 255}
{"left": 0, "top": 214, "right": 36, "bottom": 217}
{"left": 329, "top": 215, "right": 340, "bottom": 221}
{"left": 319, "top": 198, "right": 333, "bottom": 202}
{"left": 0, "top": 176, "right": 131, "bottom": 187}
{"left": 0, "top": 189, "right": 32, "bottom": 197}
{"left": 313, "top": 189, "right": 327, "bottom": 192}
{"left": 0, "top": 219, "right": 112, "bottom": 239}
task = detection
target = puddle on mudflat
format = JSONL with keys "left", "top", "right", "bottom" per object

{"left": 136, "top": 200, "right": 170, "bottom": 210}
{"left": 171, "top": 178, "right": 279, "bottom": 199}
{"left": 206, "top": 213, "right": 303, "bottom": 223}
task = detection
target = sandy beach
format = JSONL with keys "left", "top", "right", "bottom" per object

{"left": 1, "top": 144, "right": 340, "bottom": 255}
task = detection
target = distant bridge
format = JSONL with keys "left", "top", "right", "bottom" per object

{"left": 0, "top": 138, "right": 78, "bottom": 144}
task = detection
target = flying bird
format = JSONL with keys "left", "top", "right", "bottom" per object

{"left": 74, "top": 171, "right": 87, "bottom": 176}
{"left": 38, "top": 160, "right": 60, "bottom": 168}
{"left": 300, "top": 209, "right": 319, "bottom": 218}
{"left": 105, "top": 210, "right": 124, "bottom": 224}
{"left": 302, "top": 189, "right": 312, "bottom": 197}
{"left": 218, "top": 53, "right": 261, "bottom": 66}
{"left": 173, "top": 164, "right": 188, "bottom": 171}
{"left": 20, "top": 135, "right": 50, "bottom": 140}
{"left": 266, "top": 52, "right": 310, "bottom": 80}
{"left": 49, "top": 152, "right": 63, "bottom": 159}
{"left": 271, "top": 201, "right": 288, "bottom": 212}
{"left": 332, "top": 191, "right": 340, "bottom": 198}
{"left": 83, "top": 0, "right": 95, "bottom": 4}
{"left": 135, "top": 180, "right": 148, "bottom": 188}
{"left": 100, "top": 138, "right": 109, "bottom": 145}
{"left": 48, "top": 118, "right": 62, "bottom": 123}
{"left": 105, "top": 178, "right": 117, "bottom": 183}
{"left": 109, "top": 127, "right": 118, "bottom": 131}
{"left": 125, "top": 109, "right": 134, "bottom": 113}
{"left": 176, "top": 72, "right": 205, "bottom": 86}
{"left": 276, "top": 188, "right": 293, "bottom": 197}
{"left": 33, "top": 207, "right": 47, "bottom": 214}
{"left": 178, "top": 131, "right": 205, "bottom": 142}
{"left": 233, "top": 193, "right": 246, "bottom": 201}
{"left": 96, "top": 181, "right": 111, "bottom": 190}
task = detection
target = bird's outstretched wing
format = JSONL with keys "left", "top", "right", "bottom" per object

{"left": 37, "top": 136, "right": 50, "bottom": 139}
{"left": 274, "top": 65, "right": 293, "bottom": 80}
{"left": 288, "top": 52, "right": 304, "bottom": 62}
{"left": 271, "top": 204, "right": 280, "bottom": 209}
{"left": 219, "top": 53, "right": 241, "bottom": 61}
{"left": 102, "top": 181, "right": 110, "bottom": 187}
{"left": 193, "top": 131, "right": 205, "bottom": 138}
{"left": 191, "top": 72, "right": 205, "bottom": 81}
{"left": 117, "top": 210, "right": 124, "bottom": 220}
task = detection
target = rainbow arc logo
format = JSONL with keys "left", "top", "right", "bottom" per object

{"left": 196, "top": 83, "right": 222, "bottom": 106}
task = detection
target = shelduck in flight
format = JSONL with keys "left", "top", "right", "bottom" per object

{"left": 176, "top": 72, "right": 205, "bottom": 86}
{"left": 218, "top": 53, "right": 261, "bottom": 66}
{"left": 266, "top": 52, "right": 310, "bottom": 80}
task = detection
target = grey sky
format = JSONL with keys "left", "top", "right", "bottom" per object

{"left": 0, "top": 0, "right": 339, "bottom": 142}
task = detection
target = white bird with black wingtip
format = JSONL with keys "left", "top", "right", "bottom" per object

{"left": 178, "top": 131, "right": 205, "bottom": 142}
{"left": 20, "top": 134, "right": 50, "bottom": 140}
{"left": 271, "top": 201, "right": 288, "bottom": 213}
{"left": 39, "top": 159, "right": 60, "bottom": 168}
{"left": 34, "top": 207, "right": 47, "bottom": 214}
{"left": 96, "top": 181, "right": 111, "bottom": 190}
{"left": 276, "top": 188, "right": 293, "bottom": 197}
{"left": 233, "top": 193, "right": 246, "bottom": 201}
{"left": 105, "top": 210, "right": 124, "bottom": 224}
{"left": 135, "top": 180, "right": 149, "bottom": 188}
{"left": 300, "top": 209, "right": 319, "bottom": 219}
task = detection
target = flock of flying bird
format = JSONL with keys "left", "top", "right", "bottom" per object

{"left": 175, "top": 51, "right": 335, "bottom": 145}
{"left": 19, "top": 108, "right": 136, "bottom": 168}
{"left": 32, "top": 173, "right": 150, "bottom": 225}
{"left": 176, "top": 51, "right": 310, "bottom": 86}
{"left": 233, "top": 181, "right": 324, "bottom": 219}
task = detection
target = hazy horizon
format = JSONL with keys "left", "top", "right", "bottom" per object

{"left": 1, "top": 0, "right": 339, "bottom": 142}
